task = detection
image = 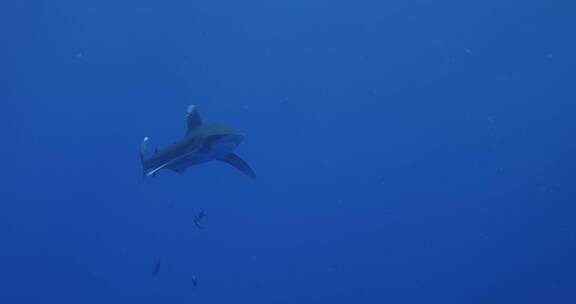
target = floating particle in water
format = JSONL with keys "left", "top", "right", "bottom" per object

{"left": 487, "top": 114, "right": 496, "bottom": 124}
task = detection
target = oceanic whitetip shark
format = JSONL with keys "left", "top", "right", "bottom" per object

{"left": 140, "top": 105, "right": 256, "bottom": 179}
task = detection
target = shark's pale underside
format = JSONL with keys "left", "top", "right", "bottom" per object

{"left": 140, "top": 105, "right": 256, "bottom": 179}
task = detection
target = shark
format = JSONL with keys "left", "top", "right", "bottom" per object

{"left": 140, "top": 105, "right": 256, "bottom": 179}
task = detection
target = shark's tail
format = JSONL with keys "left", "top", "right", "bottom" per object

{"left": 140, "top": 137, "right": 150, "bottom": 180}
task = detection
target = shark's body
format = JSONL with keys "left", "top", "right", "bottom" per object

{"left": 140, "top": 105, "right": 255, "bottom": 179}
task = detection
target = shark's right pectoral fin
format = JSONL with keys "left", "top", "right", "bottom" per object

{"left": 145, "top": 149, "right": 198, "bottom": 177}
{"left": 218, "top": 153, "right": 256, "bottom": 179}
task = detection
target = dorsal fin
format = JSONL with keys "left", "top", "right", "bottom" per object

{"left": 186, "top": 104, "right": 202, "bottom": 134}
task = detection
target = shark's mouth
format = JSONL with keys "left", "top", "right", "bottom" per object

{"left": 209, "top": 134, "right": 244, "bottom": 158}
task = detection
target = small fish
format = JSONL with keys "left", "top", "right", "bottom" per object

{"left": 193, "top": 209, "right": 206, "bottom": 229}
{"left": 152, "top": 257, "right": 161, "bottom": 276}
{"left": 191, "top": 274, "right": 198, "bottom": 288}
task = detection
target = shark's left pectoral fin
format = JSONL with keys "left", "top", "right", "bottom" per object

{"left": 218, "top": 153, "right": 256, "bottom": 179}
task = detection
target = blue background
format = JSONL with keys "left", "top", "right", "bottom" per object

{"left": 1, "top": 0, "right": 575, "bottom": 303}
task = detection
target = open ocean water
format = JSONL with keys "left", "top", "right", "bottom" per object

{"left": 1, "top": 0, "right": 575, "bottom": 303}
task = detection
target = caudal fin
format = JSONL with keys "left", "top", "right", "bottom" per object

{"left": 140, "top": 137, "right": 150, "bottom": 179}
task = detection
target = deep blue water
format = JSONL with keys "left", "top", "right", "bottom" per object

{"left": 2, "top": 0, "right": 576, "bottom": 303}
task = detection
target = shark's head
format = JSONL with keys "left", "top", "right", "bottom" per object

{"left": 208, "top": 133, "right": 245, "bottom": 159}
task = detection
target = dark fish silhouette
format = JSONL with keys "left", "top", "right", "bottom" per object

{"left": 191, "top": 274, "right": 198, "bottom": 288}
{"left": 193, "top": 210, "right": 206, "bottom": 229}
{"left": 140, "top": 105, "right": 256, "bottom": 179}
{"left": 152, "top": 258, "right": 161, "bottom": 276}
